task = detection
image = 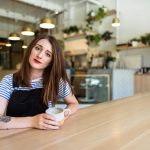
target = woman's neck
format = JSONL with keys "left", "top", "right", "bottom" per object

{"left": 30, "top": 69, "right": 43, "bottom": 80}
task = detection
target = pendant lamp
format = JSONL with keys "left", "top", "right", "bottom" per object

{"left": 21, "top": 26, "right": 35, "bottom": 36}
{"left": 8, "top": 32, "right": 20, "bottom": 41}
{"left": 22, "top": 44, "right": 28, "bottom": 49}
{"left": 5, "top": 41, "right": 11, "bottom": 47}
{"left": 112, "top": 0, "right": 120, "bottom": 27}
{"left": 112, "top": 18, "right": 120, "bottom": 27}
{"left": 39, "top": 17, "right": 55, "bottom": 29}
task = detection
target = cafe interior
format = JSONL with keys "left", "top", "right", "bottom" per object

{"left": 1, "top": 0, "right": 150, "bottom": 103}
{"left": 0, "top": 0, "right": 150, "bottom": 149}
{"left": 0, "top": 0, "right": 150, "bottom": 101}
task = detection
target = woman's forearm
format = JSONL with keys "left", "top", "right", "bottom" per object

{"left": 64, "top": 94, "right": 79, "bottom": 115}
{"left": 67, "top": 103, "right": 79, "bottom": 114}
{"left": 0, "top": 115, "right": 33, "bottom": 129}
{"left": 0, "top": 114, "right": 60, "bottom": 130}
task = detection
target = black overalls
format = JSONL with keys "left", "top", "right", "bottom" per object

{"left": 6, "top": 75, "right": 48, "bottom": 117}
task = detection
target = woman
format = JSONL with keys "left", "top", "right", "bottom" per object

{"left": 0, "top": 35, "right": 79, "bottom": 130}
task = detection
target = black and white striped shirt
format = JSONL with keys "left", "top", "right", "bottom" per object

{"left": 0, "top": 74, "right": 71, "bottom": 102}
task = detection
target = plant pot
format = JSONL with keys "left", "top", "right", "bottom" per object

{"left": 63, "top": 33, "right": 68, "bottom": 38}
{"left": 78, "top": 30, "right": 83, "bottom": 35}
{"left": 131, "top": 41, "right": 139, "bottom": 47}
{"left": 70, "top": 32, "right": 76, "bottom": 37}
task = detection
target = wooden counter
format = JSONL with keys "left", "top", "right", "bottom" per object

{"left": 134, "top": 74, "right": 150, "bottom": 94}
{"left": 1, "top": 92, "right": 150, "bottom": 149}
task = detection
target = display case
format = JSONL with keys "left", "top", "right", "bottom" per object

{"left": 72, "top": 74, "right": 110, "bottom": 103}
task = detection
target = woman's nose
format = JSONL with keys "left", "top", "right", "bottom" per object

{"left": 37, "top": 51, "right": 43, "bottom": 58}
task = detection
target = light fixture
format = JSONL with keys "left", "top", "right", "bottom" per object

{"left": 5, "top": 41, "right": 11, "bottom": 47}
{"left": 8, "top": 32, "right": 20, "bottom": 41}
{"left": 54, "top": 10, "right": 59, "bottom": 14}
{"left": 39, "top": 17, "right": 55, "bottom": 29}
{"left": 112, "top": 0, "right": 120, "bottom": 27}
{"left": 21, "top": 26, "right": 35, "bottom": 36}
{"left": 22, "top": 45, "right": 28, "bottom": 49}
{"left": 112, "top": 18, "right": 120, "bottom": 27}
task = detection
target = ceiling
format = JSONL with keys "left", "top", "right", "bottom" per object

{"left": 0, "top": 0, "right": 70, "bottom": 45}
{"left": 0, "top": 0, "right": 66, "bottom": 24}
{"left": 0, "top": 0, "right": 101, "bottom": 40}
{"left": 0, "top": 0, "right": 100, "bottom": 25}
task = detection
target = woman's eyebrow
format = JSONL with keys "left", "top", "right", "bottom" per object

{"left": 46, "top": 50, "right": 52, "bottom": 54}
{"left": 36, "top": 44, "right": 42, "bottom": 47}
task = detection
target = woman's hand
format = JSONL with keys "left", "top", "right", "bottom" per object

{"left": 32, "top": 113, "right": 60, "bottom": 130}
{"left": 64, "top": 108, "right": 72, "bottom": 119}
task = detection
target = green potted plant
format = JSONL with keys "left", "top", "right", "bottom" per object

{"left": 141, "top": 33, "right": 150, "bottom": 45}
{"left": 68, "top": 26, "right": 79, "bottom": 36}
{"left": 130, "top": 38, "right": 140, "bottom": 47}
{"left": 95, "top": 6, "right": 107, "bottom": 23}
{"left": 101, "top": 31, "right": 113, "bottom": 41}
{"left": 86, "top": 33, "right": 101, "bottom": 46}
{"left": 62, "top": 28, "right": 70, "bottom": 38}
{"left": 78, "top": 26, "right": 85, "bottom": 35}
{"left": 63, "top": 26, "right": 80, "bottom": 37}
{"left": 86, "top": 6, "right": 107, "bottom": 30}
{"left": 93, "top": 34, "right": 101, "bottom": 45}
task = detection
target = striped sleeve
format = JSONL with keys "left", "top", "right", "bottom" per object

{"left": 58, "top": 79, "right": 71, "bottom": 98}
{"left": 0, "top": 74, "right": 13, "bottom": 101}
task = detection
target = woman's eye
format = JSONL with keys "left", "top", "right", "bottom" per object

{"left": 35, "top": 46, "right": 41, "bottom": 51}
{"left": 46, "top": 53, "right": 51, "bottom": 57}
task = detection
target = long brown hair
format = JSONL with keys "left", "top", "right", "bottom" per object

{"left": 14, "top": 35, "right": 72, "bottom": 105}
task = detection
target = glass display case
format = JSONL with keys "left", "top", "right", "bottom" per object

{"left": 72, "top": 74, "right": 110, "bottom": 103}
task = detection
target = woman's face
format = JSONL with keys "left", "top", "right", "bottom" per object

{"left": 29, "top": 39, "right": 53, "bottom": 71}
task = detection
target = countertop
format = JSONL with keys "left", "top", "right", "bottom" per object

{"left": 1, "top": 92, "right": 150, "bottom": 150}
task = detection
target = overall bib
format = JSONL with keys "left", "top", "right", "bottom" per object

{"left": 6, "top": 76, "right": 48, "bottom": 117}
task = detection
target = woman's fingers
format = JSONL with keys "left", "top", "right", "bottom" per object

{"left": 33, "top": 113, "right": 60, "bottom": 130}
{"left": 64, "top": 108, "right": 71, "bottom": 119}
{"left": 43, "top": 118, "right": 59, "bottom": 126}
{"left": 42, "top": 113, "right": 60, "bottom": 129}
{"left": 43, "top": 113, "right": 55, "bottom": 121}
{"left": 42, "top": 123, "right": 60, "bottom": 130}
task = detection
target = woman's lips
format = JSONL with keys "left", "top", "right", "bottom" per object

{"left": 34, "top": 59, "right": 41, "bottom": 64}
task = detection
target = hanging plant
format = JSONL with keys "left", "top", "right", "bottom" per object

{"left": 63, "top": 26, "right": 79, "bottom": 34}
{"left": 101, "top": 31, "right": 113, "bottom": 41}
{"left": 94, "top": 34, "right": 102, "bottom": 45}
{"left": 62, "top": 28, "right": 70, "bottom": 34}
{"left": 86, "top": 10, "right": 96, "bottom": 24}
{"left": 95, "top": 7, "right": 107, "bottom": 22}
{"left": 86, "top": 33, "right": 101, "bottom": 46}
{"left": 141, "top": 33, "right": 150, "bottom": 45}
{"left": 69, "top": 26, "right": 79, "bottom": 33}
{"left": 86, "top": 6, "right": 107, "bottom": 24}
{"left": 86, "top": 6, "right": 107, "bottom": 31}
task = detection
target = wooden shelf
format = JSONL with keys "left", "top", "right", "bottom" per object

{"left": 0, "top": 42, "right": 6, "bottom": 46}
{"left": 86, "top": 9, "right": 116, "bottom": 22}
{"left": 117, "top": 44, "right": 150, "bottom": 51}
{"left": 106, "top": 10, "right": 116, "bottom": 16}
{"left": 64, "top": 33, "right": 85, "bottom": 40}
{"left": 64, "top": 50, "right": 87, "bottom": 56}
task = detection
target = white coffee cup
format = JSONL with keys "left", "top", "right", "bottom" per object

{"left": 45, "top": 107, "right": 65, "bottom": 125}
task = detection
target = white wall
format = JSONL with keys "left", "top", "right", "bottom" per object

{"left": 64, "top": 1, "right": 87, "bottom": 28}
{"left": 118, "top": 0, "right": 150, "bottom": 44}
{"left": 120, "top": 47, "right": 150, "bottom": 68}
{"left": 117, "top": 0, "right": 150, "bottom": 68}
